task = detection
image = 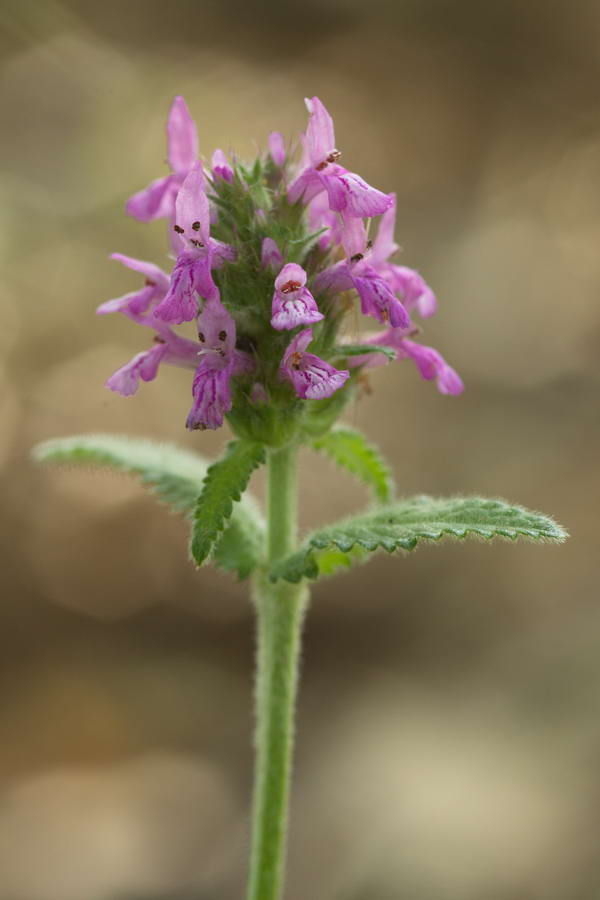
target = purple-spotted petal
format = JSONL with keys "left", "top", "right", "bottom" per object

{"left": 186, "top": 363, "right": 232, "bottom": 430}
{"left": 288, "top": 353, "right": 349, "bottom": 399}
{"left": 174, "top": 162, "right": 211, "bottom": 245}
{"left": 167, "top": 95, "right": 199, "bottom": 175}
{"left": 196, "top": 297, "right": 236, "bottom": 361}
{"left": 271, "top": 287, "right": 324, "bottom": 331}
{"left": 154, "top": 253, "right": 199, "bottom": 323}
{"left": 352, "top": 270, "right": 410, "bottom": 329}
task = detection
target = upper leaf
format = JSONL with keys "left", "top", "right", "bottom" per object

{"left": 270, "top": 495, "right": 568, "bottom": 583}
{"left": 191, "top": 439, "right": 265, "bottom": 567}
{"left": 312, "top": 426, "right": 394, "bottom": 503}
{"left": 33, "top": 434, "right": 265, "bottom": 580}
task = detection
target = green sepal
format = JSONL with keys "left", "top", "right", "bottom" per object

{"left": 311, "top": 427, "right": 394, "bottom": 504}
{"left": 191, "top": 439, "right": 266, "bottom": 567}
{"left": 270, "top": 496, "right": 568, "bottom": 583}
{"left": 33, "top": 434, "right": 266, "bottom": 580}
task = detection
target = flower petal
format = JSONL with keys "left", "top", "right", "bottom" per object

{"left": 126, "top": 175, "right": 176, "bottom": 222}
{"left": 167, "top": 95, "right": 199, "bottom": 175}
{"left": 304, "top": 96, "right": 336, "bottom": 166}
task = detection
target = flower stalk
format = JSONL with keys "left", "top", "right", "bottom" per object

{"left": 249, "top": 445, "right": 308, "bottom": 900}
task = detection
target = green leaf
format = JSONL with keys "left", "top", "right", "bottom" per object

{"left": 270, "top": 496, "right": 568, "bottom": 583}
{"left": 33, "top": 434, "right": 266, "bottom": 580}
{"left": 191, "top": 440, "right": 265, "bottom": 567}
{"left": 330, "top": 344, "right": 396, "bottom": 362}
{"left": 33, "top": 434, "right": 208, "bottom": 513}
{"left": 212, "top": 511, "right": 265, "bottom": 581}
{"left": 312, "top": 427, "right": 394, "bottom": 503}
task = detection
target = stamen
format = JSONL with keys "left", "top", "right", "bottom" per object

{"left": 190, "top": 239, "right": 204, "bottom": 248}
{"left": 173, "top": 225, "right": 184, "bottom": 234}
{"left": 218, "top": 330, "right": 227, "bottom": 341}
{"left": 350, "top": 253, "right": 364, "bottom": 263}
{"left": 191, "top": 221, "right": 201, "bottom": 231}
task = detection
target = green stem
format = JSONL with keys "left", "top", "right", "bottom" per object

{"left": 247, "top": 444, "right": 308, "bottom": 900}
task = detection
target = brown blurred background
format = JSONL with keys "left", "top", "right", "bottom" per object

{"left": 1, "top": 0, "right": 599, "bottom": 897}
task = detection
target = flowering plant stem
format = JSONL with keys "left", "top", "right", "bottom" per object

{"left": 248, "top": 444, "right": 308, "bottom": 900}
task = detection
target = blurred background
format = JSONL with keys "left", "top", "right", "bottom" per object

{"left": 1, "top": 0, "right": 599, "bottom": 897}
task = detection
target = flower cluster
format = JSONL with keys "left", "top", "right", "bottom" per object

{"left": 101, "top": 95, "right": 462, "bottom": 440}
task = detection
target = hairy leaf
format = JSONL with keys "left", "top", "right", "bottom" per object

{"left": 312, "top": 427, "right": 394, "bottom": 503}
{"left": 191, "top": 440, "right": 265, "bottom": 567}
{"left": 34, "top": 434, "right": 265, "bottom": 579}
{"left": 271, "top": 496, "right": 568, "bottom": 583}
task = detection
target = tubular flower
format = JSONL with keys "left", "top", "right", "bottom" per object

{"left": 102, "top": 94, "right": 460, "bottom": 435}
{"left": 126, "top": 96, "right": 199, "bottom": 222}
{"left": 288, "top": 97, "right": 393, "bottom": 219}
{"left": 154, "top": 163, "right": 235, "bottom": 324}
{"left": 271, "top": 264, "right": 324, "bottom": 331}
{"left": 345, "top": 328, "right": 463, "bottom": 395}
{"left": 280, "top": 330, "right": 349, "bottom": 399}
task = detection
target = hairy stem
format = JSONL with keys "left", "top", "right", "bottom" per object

{"left": 247, "top": 444, "right": 308, "bottom": 900}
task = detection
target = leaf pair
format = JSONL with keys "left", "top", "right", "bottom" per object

{"left": 34, "top": 433, "right": 568, "bottom": 588}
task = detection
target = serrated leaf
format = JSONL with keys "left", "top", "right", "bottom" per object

{"left": 312, "top": 427, "right": 394, "bottom": 503}
{"left": 270, "top": 496, "right": 568, "bottom": 583}
{"left": 33, "top": 434, "right": 266, "bottom": 580}
{"left": 33, "top": 434, "right": 208, "bottom": 513}
{"left": 212, "top": 512, "right": 264, "bottom": 580}
{"left": 191, "top": 440, "right": 265, "bottom": 567}
{"left": 331, "top": 344, "right": 396, "bottom": 361}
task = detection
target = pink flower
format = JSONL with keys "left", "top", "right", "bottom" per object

{"left": 345, "top": 329, "right": 463, "bottom": 396}
{"left": 154, "top": 164, "right": 235, "bottom": 324}
{"left": 314, "top": 258, "right": 410, "bottom": 330}
{"left": 280, "top": 329, "right": 349, "bottom": 399}
{"left": 211, "top": 148, "right": 234, "bottom": 183}
{"left": 105, "top": 330, "right": 199, "bottom": 397}
{"left": 288, "top": 97, "right": 392, "bottom": 219}
{"left": 186, "top": 364, "right": 233, "bottom": 430}
{"left": 126, "top": 96, "right": 199, "bottom": 222}
{"left": 186, "top": 298, "right": 253, "bottom": 430}
{"left": 268, "top": 132, "right": 286, "bottom": 167}
{"left": 271, "top": 263, "right": 324, "bottom": 331}
{"left": 97, "top": 254, "right": 170, "bottom": 321}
